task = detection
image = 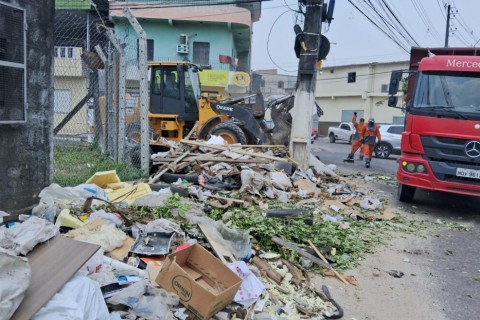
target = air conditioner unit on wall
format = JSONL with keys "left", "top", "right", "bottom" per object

{"left": 176, "top": 44, "right": 188, "bottom": 54}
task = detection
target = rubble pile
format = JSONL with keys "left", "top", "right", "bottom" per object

{"left": 0, "top": 137, "right": 402, "bottom": 320}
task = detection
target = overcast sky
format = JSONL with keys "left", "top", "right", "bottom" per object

{"left": 251, "top": 0, "right": 480, "bottom": 74}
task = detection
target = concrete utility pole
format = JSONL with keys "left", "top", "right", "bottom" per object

{"left": 444, "top": 4, "right": 451, "bottom": 47}
{"left": 289, "top": 0, "right": 323, "bottom": 169}
{"left": 124, "top": 7, "right": 150, "bottom": 175}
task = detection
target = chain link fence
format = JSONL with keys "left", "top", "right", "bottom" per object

{"left": 53, "top": 5, "right": 146, "bottom": 177}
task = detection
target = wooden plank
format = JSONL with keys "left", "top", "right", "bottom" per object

{"left": 184, "top": 121, "right": 198, "bottom": 140}
{"left": 198, "top": 223, "right": 236, "bottom": 264}
{"left": 153, "top": 157, "right": 269, "bottom": 164}
{"left": 251, "top": 256, "right": 283, "bottom": 285}
{"left": 11, "top": 237, "right": 100, "bottom": 320}
{"left": 181, "top": 140, "right": 289, "bottom": 162}
{"left": 149, "top": 151, "right": 189, "bottom": 183}
{"left": 271, "top": 236, "right": 332, "bottom": 270}
{"left": 307, "top": 240, "right": 350, "bottom": 285}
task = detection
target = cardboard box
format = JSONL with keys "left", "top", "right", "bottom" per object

{"left": 156, "top": 244, "right": 242, "bottom": 320}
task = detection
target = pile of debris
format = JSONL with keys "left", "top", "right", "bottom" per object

{"left": 0, "top": 137, "right": 398, "bottom": 320}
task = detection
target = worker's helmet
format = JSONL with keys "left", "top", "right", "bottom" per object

{"left": 368, "top": 118, "right": 375, "bottom": 129}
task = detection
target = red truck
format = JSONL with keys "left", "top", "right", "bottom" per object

{"left": 388, "top": 47, "right": 480, "bottom": 202}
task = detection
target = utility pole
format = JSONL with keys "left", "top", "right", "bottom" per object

{"left": 289, "top": 0, "right": 323, "bottom": 169}
{"left": 444, "top": 3, "right": 451, "bottom": 47}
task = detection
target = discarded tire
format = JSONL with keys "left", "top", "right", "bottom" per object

{"left": 159, "top": 172, "right": 199, "bottom": 184}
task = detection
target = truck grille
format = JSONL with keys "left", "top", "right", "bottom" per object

{"left": 421, "top": 136, "right": 480, "bottom": 185}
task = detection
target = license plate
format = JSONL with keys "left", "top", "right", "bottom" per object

{"left": 456, "top": 168, "right": 480, "bottom": 179}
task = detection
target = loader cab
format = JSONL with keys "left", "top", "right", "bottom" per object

{"left": 149, "top": 63, "right": 201, "bottom": 121}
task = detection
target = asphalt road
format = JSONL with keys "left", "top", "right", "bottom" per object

{"left": 312, "top": 137, "right": 480, "bottom": 320}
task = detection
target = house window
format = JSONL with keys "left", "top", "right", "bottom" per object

{"left": 347, "top": 72, "right": 356, "bottom": 83}
{"left": 0, "top": 2, "right": 26, "bottom": 123}
{"left": 54, "top": 90, "right": 71, "bottom": 113}
{"left": 137, "top": 39, "right": 154, "bottom": 61}
{"left": 147, "top": 39, "right": 154, "bottom": 61}
{"left": 381, "top": 84, "right": 388, "bottom": 92}
{"left": 278, "top": 81, "right": 284, "bottom": 89}
{"left": 193, "top": 42, "right": 210, "bottom": 65}
{"left": 54, "top": 47, "right": 76, "bottom": 58}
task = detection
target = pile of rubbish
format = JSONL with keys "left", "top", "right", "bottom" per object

{"left": 0, "top": 137, "right": 398, "bottom": 320}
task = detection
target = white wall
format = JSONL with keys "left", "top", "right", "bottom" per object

{"left": 315, "top": 61, "right": 408, "bottom": 124}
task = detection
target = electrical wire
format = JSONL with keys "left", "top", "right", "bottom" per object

{"left": 109, "top": 0, "right": 274, "bottom": 11}
{"left": 347, "top": 0, "right": 409, "bottom": 53}
{"left": 379, "top": 0, "right": 419, "bottom": 46}
{"left": 364, "top": 0, "right": 416, "bottom": 48}
{"left": 266, "top": 10, "right": 298, "bottom": 73}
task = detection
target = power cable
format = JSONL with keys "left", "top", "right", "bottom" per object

{"left": 347, "top": 0, "right": 409, "bottom": 53}
{"left": 379, "top": 0, "right": 419, "bottom": 46}
{"left": 266, "top": 10, "right": 298, "bottom": 73}
{"left": 109, "top": 0, "right": 274, "bottom": 11}
{"left": 365, "top": 0, "right": 416, "bottom": 48}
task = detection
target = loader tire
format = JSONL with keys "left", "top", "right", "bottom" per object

{"left": 208, "top": 122, "right": 248, "bottom": 145}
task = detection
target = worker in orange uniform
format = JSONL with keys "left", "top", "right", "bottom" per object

{"left": 361, "top": 118, "right": 381, "bottom": 168}
{"left": 345, "top": 112, "right": 365, "bottom": 161}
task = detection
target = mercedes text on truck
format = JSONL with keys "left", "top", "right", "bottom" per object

{"left": 388, "top": 47, "right": 480, "bottom": 202}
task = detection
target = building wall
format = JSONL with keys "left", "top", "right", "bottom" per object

{"left": 116, "top": 20, "right": 237, "bottom": 70}
{"left": 53, "top": 77, "right": 89, "bottom": 135}
{"left": 0, "top": 0, "right": 55, "bottom": 211}
{"left": 316, "top": 61, "right": 408, "bottom": 134}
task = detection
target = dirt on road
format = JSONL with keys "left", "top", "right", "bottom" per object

{"left": 308, "top": 142, "right": 480, "bottom": 320}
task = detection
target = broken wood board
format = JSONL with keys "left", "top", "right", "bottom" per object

{"left": 11, "top": 236, "right": 100, "bottom": 320}
{"left": 307, "top": 240, "right": 350, "bottom": 285}
{"left": 180, "top": 140, "right": 289, "bottom": 163}
{"left": 251, "top": 256, "right": 283, "bottom": 285}
{"left": 198, "top": 223, "right": 236, "bottom": 264}
{"left": 271, "top": 236, "right": 332, "bottom": 270}
{"left": 149, "top": 151, "right": 189, "bottom": 183}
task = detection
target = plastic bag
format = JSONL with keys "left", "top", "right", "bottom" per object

{"left": 0, "top": 247, "right": 31, "bottom": 320}
{"left": 0, "top": 216, "right": 58, "bottom": 255}
{"left": 188, "top": 215, "right": 251, "bottom": 260}
{"left": 32, "top": 184, "right": 94, "bottom": 222}
{"left": 65, "top": 219, "right": 127, "bottom": 252}
{"left": 86, "top": 210, "right": 123, "bottom": 227}
{"left": 33, "top": 274, "right": 109, "bottom": 320}
{"left": 108, "top": 280, "right": 179, "bottom": 320}
{"left": 309, "top": 154, "right": 337, "bottom": 177}
{"left": 360, "top": 197, "right": 384, "bottom": 210}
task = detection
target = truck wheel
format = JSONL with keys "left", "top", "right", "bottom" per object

{"left": 329, "top": 133, "right": 336, "bottom": 143}
{"left": 397, "top": 183, "right": 416, "bottom": 202}
{"left": 374, "top": 142, "right": 392, "bottom": 158}
{"left": 208, "top": 122, "right": 247, "bottom": 145}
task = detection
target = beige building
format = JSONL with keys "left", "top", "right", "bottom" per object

{"left": 315, "top": 61, "right": 408, "bottom": 135}
{"left": 252, "top": 69, "right": 297, "bottom": 96}
{"left": 54, "top": 46, "right": 89, "bottom": 136}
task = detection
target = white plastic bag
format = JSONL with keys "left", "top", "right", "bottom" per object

{"left": 0, "top": 216, "right": 58, "bottom": 255}
{"left": 0, "top": 247, "right": 31, "bottom": 320}
{"left": 108, "top": 280, "right": 179, "bottom": 320}
{"left": 32, "top": 274, "right": 109, "bottom": 320}
{"left": 360, "top": 197, "right": 384, "bottom": 210}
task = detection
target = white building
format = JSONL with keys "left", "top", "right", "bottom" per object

{"left": 315, "top": 61, "right": 408, "bottom": 135}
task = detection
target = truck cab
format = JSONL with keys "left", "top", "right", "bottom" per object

{"left": 388, "top": 48, "right": 480, "bottom": 202}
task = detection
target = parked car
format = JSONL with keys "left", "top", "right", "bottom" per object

{"left": 374, "top": 124, "right": 404, "bottom": 158}
{"left": 327, "top": 122, "right": 354, "bottom": 144}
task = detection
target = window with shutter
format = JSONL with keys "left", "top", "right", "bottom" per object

{"left": 0, "top": 2, "right": 26, "bottom": 123}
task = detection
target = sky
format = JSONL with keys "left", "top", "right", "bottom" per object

{"left": 251, "top": 0, "right": 480, "bottom": 74}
